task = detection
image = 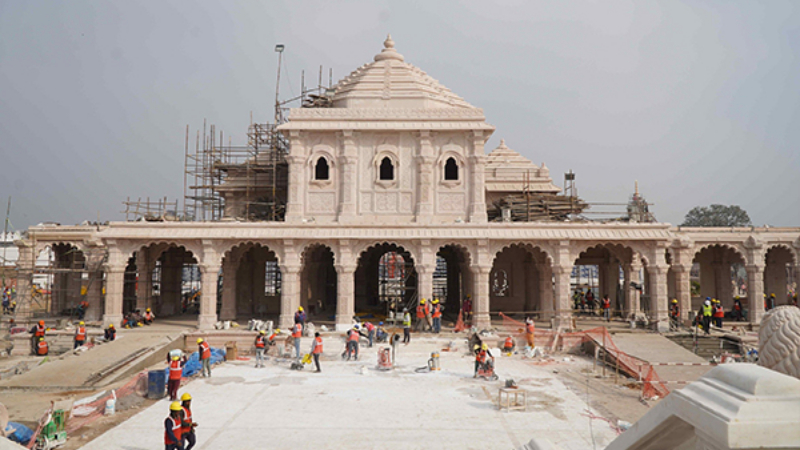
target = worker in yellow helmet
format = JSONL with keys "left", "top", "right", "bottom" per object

{"left": 74, "top": 321, "right": 87, "bottom": 349}
{"left": 294, "top": 306, "right": 306, "bottom": 331}
{"left": 144, "top": 307, "right": 155, "bottom": 325}
{"left": 669, "top": 299, "right": 680, "bottom": 331}
{"left": 165, "top": 401, "right": 183, "bottom": 449}
{"left": 197, "top": 338, "right": 211, "bottom": 377}
{"left": 180, "top": 393, "right": 198, "bottom": 450}
{"left": 415, "top": 299, "right": 429, "bottom": 332}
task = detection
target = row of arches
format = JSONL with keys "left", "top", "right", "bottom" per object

{"left": 313, "top": 156, "right": 460, "bottom": 182}
{"left": 24, "top": 239, "right": 799, "bottom": 329}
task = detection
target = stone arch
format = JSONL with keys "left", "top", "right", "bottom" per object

{"left": 222, "top": 242, "right": 282, "bottom": 319}
{"left": 221, "top": 241, "right": 283, "bottom": 265}
{"left": 355, "top": 241, "right": 417, "bottom": 316}
{"left": 354, "top": 241, "right": 418, "bottom": 266}
{"left": 764, "top": 244, "right": 796, "bottom": 307}
{"left": 571, "top": 243, "right": 638, "bottom": 319}
{"left": 691, "top": 243, "right": 748, "bottom": 313}
{"left": 490, "top": 243, "right": 553, "bottom": 318}
{"left": 300, "top": 243, "right": 337, "bottom": 321}
{"left": 433, "top": 243, "right": 472, "bottom": 316}
{"left": 132, "top": 242, "right": 201, "bottom": 318}
{"left": 491, "top": 242, "right": 553, "bottom": 266}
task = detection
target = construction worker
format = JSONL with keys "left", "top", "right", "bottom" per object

{"left": 104, "top": 323, "right": 116, "bottom": 341}
{"left": 525, "top": 317, "right": 535, "bottom": 348}
{"left": 768, "top": 293, "right": 776, "bottom": 310}
{"left": 473, "top": 344, "right": 482, "bottom": 377}
{"left": 713, "top": 299, "right": 724, "bottom": 329}
{"left": 76, "top": 300, "right": 89, "bottom": 320}
{"left": 36, "top": 337, "right": 48, "bottom": 356}
{"left": 2, "top": 289, "right": 9, "bottom": 314}
{"left": 733, "top": 296, "right": 743, "bottom": 321}
{"left": 29, "top": 319, "right": 46, "bottom": 354}
{"left": 474, "top": 343, "right": 493, "bottom": 377}
{"left": 167, "top": 355, "right": 183, "bottom": 401}
{"left": 292, "top": 321, "right": 303, "bottom": 359}
{"left": 415, "top": 299, "right": 427, "bottom": 332}
{"left": 502, "top": 335, "right": 515, "bottom": 354}
{"left": 254, "top": 330, "right": 267, "bottom": 368}
{"left": 462, "top": 295, "right": 472, "bottom": 323}
{"left": 165, "top": 401, "right": 184, "bottom": 450}
{"left": 670, "top": 299, "right": 680, "bottom": 330}
{"left": 700, "top": 299, "right": 712, "bottom": 335}
{"left": 267, "top": 328, "right": 280, "bottom": 357}
{"left": 197, "top": 338, "right": 211, "bottom": 377}
{"left": 143, "top": 308, "right": 155, "bottom": 325}
{"left": 431, "top": 299, "right": 443, "bottom": 333}
{"left": 343, "top": 324, "right": 361, "bottom": 361}
{"left": 74, "top": 321, "right": 87, "bottom": 349}
{"left": 375, "top": 322, "right": 388, "bottom": 343}
{"left": 402, "top": 308, "right": 411, "bottom": 344}
{"left": 424, "top": 298, "right": 433, "bottom": 331}
{"left": 294, "top": 306, "right": 306, "bottom": 329}
{"left": 363, "top": 321, "right": 375, "bottom": 347}
{"left": 310, "top": 331, "right": 323, "bottom": 373}
{"left": 180, "top": 393, "right": 197, "bottom": 450}
{"left": 601, "top": 295, "right": 611, "bottom": 322}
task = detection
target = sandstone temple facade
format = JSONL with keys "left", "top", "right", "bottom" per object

{"left": 15, "top": 37, "right": 800, "bottom": 332}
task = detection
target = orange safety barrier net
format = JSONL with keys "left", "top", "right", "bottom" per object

{"left": 27, "top": 371, "right": 149, "bottom": 448}
{"left": 498, "top": 313, "right": 669, "bottom": 399}
{"left": 453, "top": 310, "right": 467, "bottom": 332}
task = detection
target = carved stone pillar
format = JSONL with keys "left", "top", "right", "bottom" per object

{"left": 550, "top": 241, "right": 572, "bottom": 329}
{"left": 552, "top": 265, "right": 572, "bottom": 329}
{"left": 471, "top": 264, "right": 491, "bottom": 329}
{"left": 338, "top": 131, "right": 358, "bottom": 222}
{"left": 524, "top": 260, "right": 538, "bottom": 311}
{"left": 135, "top": 248, "right": 152, "bottom": 312}
{"left": 538, "top": 264, "right": 554, "bottom": 320}
{"left": 334, "top": 264, "right": 355, "bottom": 331}
{"left": 285, "top": 131, "right": 306, "bottom": 223}
{"left": 746, "top": 264, "right": 765, "bottom": 324}
{"left": 13, "top": 241, "right": 34, "bottom": 320}
{"left": 468, "top": 131, "right": 488, "bottom": 224}
{"left": 279, "top": 265, "right": 300, "bottom": 330}
{"left": 605, "top": 261, "right": 620, "bottom": 314}
{"left": 219, "top": 257, "right": 237, "bottom": 321}
{"left": 198, "top": 263, "right": 220, "bottom": 330}
{"left": 673, "top": 264, "right": 691, "bottom": 322}
{"left": 650, "top": 264, "right": 670, "bottom": 332}
{"left": 103, "top": 246, "right": 127, "bottom": 327}
{"left": 415, "top": 131, "right": 435, "bottom": 223}
{"left": 625, "top": 256, "right": 642, "bottom": 318}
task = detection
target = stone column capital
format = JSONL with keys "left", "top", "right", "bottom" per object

{"left": 470, "top": 264, "right": 492, "bottom": 275}
{"left": 334, "top": 264, "right": 357, "bottom": 275}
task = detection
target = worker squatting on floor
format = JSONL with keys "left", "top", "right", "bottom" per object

{"left": 342, "top": 324, "right": 362, "bottom": 360}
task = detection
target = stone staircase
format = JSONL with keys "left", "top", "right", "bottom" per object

{"left": 666, "top": 333, "right": 741, "bottom": 360}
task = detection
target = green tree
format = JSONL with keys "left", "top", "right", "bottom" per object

{"left": 681, "top": 204, "right": 752, "bottom": 227}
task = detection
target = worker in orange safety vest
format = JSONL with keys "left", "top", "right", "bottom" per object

{"left": 310, "top": 331, "right": 323, "bottom": 372}
{"left": 502, "top": 336, "right": 515, "bottom": 353}
{"left": 167, "top": 355, "right": 183, "bottom": 401}
{"left": 197, "top": 338, "right": 211, "bottom": 377}
{"left": 36, "top": 337, "right": 48, "bottom": 356}
{"left": 74, "top": 321, "right": 87, "bottom": 349}
{"left": 180, "top": 393, "right": 197, "bottom": 450}
{"left": 165, "top": 401, "right": 183, "bottom": 450}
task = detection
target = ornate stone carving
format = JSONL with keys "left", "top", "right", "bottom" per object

{"left": 375, "top": 192, "right": 398, "bottom": 213}
{"left": 308, "top": 192, "right": 337, "bottom": 214}
{"left": 759, "top": 305, "right": 800, "bottom": 379}
{"left": 438, "top": 192, "right": 465, "bottom": 213}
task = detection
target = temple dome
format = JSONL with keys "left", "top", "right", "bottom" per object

{"left": 331, "top": 35, "right": 476, "bottom": 109}
{"left": 485, "top": 140, "right": 561, "bottom": 193}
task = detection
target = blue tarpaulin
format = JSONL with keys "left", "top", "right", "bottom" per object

{"left": 182, "top": 347, "right": 226, "bottom": 377}
{"left": 5, "top": 421, "right": 33, "bottom": 445}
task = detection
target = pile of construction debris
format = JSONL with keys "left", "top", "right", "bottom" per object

{"left": 489, "top": 194, "right": 588, "bottom": 222}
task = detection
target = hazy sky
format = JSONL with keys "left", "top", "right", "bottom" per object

{"left": 1, "top": 1, "right": 798, "bottom": 229}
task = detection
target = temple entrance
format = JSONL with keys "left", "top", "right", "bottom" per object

{"left": 764, "top": 245, "right": 796, "bottom": 308}
{"left": 231, "top": 244, "right": 281, "bottom": 318}
{"left": 573, "top": 244, "right": 634, "bottom": 319}
{"left": 490, "top": 244, "right": 551, "bottom": 319}
{"left": 692, "top": 245, "right": 746, "bottom": 315}
{"left": 355, "top": 243, "right": 416, "bottom": 317}
{"left": 301, "top": 244, "right": 337, "bottom": 322}
{"left": 434, "top": 245, "right": 470, "bottom": 321}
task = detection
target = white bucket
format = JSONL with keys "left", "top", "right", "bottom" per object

{"left": 104, "top": 399, "right": 115, "bottom": 416}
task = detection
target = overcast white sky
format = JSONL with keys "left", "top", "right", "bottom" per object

{"left": 1, "top": 1, "right": 798, "bottom": 229}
